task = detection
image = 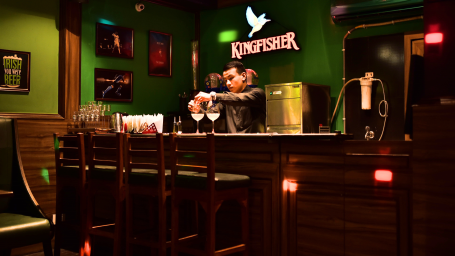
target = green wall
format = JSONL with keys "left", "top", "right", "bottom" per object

{"left": 81, "top": 0, "right": 195, "bottom": 115}
{"left": 199, "top": 0, "right": 423, "bottom": 132}
{"left": 0, "top": 0, "right": 59, "bottom": 114}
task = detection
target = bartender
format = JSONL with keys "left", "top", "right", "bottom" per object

{"left": 189, "top": 61, "right": 266, "bottom": 133}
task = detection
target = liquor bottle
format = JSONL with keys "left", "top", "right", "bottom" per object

{"left": 173, "top": 116, "right": 178, "bottom": 133}
{"left": 178, "top": 116, "right": 182, "bottom": 134}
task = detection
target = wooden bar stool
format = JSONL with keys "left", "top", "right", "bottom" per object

{"left": 170, "top": 133, "right": 250, "bottom": 256}
{"left": 53, "top": 132, "right": 87, "bottom": 256}
{"left": 84, "top": 133, "right": 125, "bottom": 256}
{"left": 124, "top": 133, "right": 169, "bottom": 256}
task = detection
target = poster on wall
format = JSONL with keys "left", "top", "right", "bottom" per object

{"left": 94, "top": 68, "right": 133, "bottom": 102}
{"left": 149, "top": 31, "right": 172, "bottom": 77}
{"left": 0, "top": 49, "right": 30, "bottom": 93}
{"left": 96, "top": 23, "right": 134, "bottom": 59}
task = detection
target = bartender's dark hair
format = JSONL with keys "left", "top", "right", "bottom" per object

{"left": 223, "top": 61, "right": 246, "bottom": 75}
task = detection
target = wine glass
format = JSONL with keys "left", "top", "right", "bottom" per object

{"left": 206, "top": 102, "right": 220, "bottom": 134}
{"left": 191, "top": 102, "right": 205, "bottom": 134}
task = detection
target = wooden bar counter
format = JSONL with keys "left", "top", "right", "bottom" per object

{"left": 57, "top": 133, "right": 412, "bottom": 256}
{"left": 178, "top": 133, "right": 411, "bottom": 256}
{"left": 161, "top": 134, "right": 412, "bottom": 255}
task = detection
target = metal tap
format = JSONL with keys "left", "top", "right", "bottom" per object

{"left": 365, "top": 126, "right": 374, "bottom": 140}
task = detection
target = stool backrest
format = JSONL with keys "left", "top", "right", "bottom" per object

{"left": 53, "top": 132, "right": 86, "bottom": 184}
{"left": 87, "top": 133, "right": 124, "bottom": 189}
{"left": 124, "top": 133, "right": 165, "bottom": 188}
{"left": 170, "top": 133, "right": 215, "bottom": 192}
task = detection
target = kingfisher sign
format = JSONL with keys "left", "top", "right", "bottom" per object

{"left": 231, "top": 6, "right": 300, "bottom": 59}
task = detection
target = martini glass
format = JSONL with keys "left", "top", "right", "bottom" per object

{"left": 191, "top": 102, "right": 205, "bottom": 134}
{"left": 206, "top": 102, "right": 220, "bottom": 133}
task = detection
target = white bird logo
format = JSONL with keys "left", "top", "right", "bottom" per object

{"left": 246, "top": 6, "right": 271, "bottom": 38}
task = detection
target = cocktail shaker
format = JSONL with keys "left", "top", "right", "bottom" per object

{"left": 110, "top": 112, "right": 123, "bottom": 132}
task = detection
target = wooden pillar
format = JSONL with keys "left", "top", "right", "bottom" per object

{"left": 59, "top": 0, "right": 82, "bottom": 119}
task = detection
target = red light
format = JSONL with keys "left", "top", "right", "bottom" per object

{"left": 289, "top": 182, "right": 297, "bottom": 192}
{"left": 375, "top": 170, "right": 392, "bottom": 182}
{"left": 283, "top": 180, "right": 288, "bottom": 191}
{"left": 283, "top": 180, "right": 298, "bottom": 191}
{"left": 425, "top": 33, "right": 443, "bottom": 44}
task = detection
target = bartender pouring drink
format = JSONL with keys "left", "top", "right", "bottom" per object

{"left": 189, "top": 61, "right": 266, "bottom": 133}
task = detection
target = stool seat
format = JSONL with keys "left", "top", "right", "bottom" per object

{"left": 129, "top": 169, "right": 196, "bottom": 187}
{"left": 0, "top": 213, "right": 51, "bottom": 249}
{"left": 90, "top": 165, "right": 125, "bottom": 181}
{"left": 57, "top": 165, "right": 122, "bottom": 180}
{"left": 175, "top": 172, "right": 250, "bottom": 190}
{"left": 56, "top": 165, "right": 88, "bottom": 178}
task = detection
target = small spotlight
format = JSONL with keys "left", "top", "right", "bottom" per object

{"left": 135, "top": 2, "right": 145, "bottom": 12}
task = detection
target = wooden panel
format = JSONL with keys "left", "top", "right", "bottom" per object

{"left": 345, "top": 196, "right": 397, "bottom": 256}
{"left": 287, "top": 184, "right": 344, "bottom": 256}
{"left": 214, "top": 138, "right": 280, "bottom": 256}
{"left": 16, "top": 119, "right": 68, "bottom": 218}
{"left": 216, "top": 179, "right": 273, "bottom": 256}
{"left": 412, "top": 103, "right": 455, "bottom": 255}
{"left": 344, "top": 187, "right": 410, "bottom": 256}
{"left": 344, "top": 141, "right": 413, "bottom": 155}
{"left": 248, "top": 179, "right": 273, "bottom": 256}
{"left": 288, "top": 154, "right": 344, "bottom": 165}
{"left": 345, "top": 155, "right": 409, "bottom": 168}
{"left": 283, "top": 163, "right": 344, "bottom": 185}
{"left": 282, "top": 140, "right": 345, "bottom": 185}
{"left": 58, "top": 0, "right": 81, "bottom": 119}
{"left": 0, "top": 113, "right": 63, "bottom": 119}
{"left": 215, "top": 138, "right": 280, "bottom": 178}
{"left": 344, "top": 168, "right": 411, "bottom": 188}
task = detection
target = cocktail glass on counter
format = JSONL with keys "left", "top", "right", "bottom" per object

{"left": 206, "top": 102, "right": 220, "bottom": 133}
{"left": 191, "top": 102, "right": 205, "bottom": 134}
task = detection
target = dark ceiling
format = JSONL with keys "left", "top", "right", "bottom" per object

{"left": 143, "top": 0, "right": 259, "bottom": 12}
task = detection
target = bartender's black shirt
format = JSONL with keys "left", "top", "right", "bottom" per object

{"left": 216, "top": 86, "right": 266, "bottom": 133}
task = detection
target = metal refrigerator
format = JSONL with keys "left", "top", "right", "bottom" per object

{"left": 265, "top": 82, "right": 331, "bottom": 134}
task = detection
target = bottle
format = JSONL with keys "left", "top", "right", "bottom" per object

{"left": 173, "top": 116, "right": 178, "bottom": 133}
{"left": 178, "top": 116, "right": 182, "bottom": 134}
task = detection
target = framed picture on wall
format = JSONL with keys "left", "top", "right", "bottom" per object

{"left": 94, "top": 68, "right": 133, "bottom": 102}
{"left": 0, "top": 49, "right": 30, "bottom": 93}
{"left": 96, "top": 23, "right": 134, "bottom": 59}
{"left": 149, "top": 31, "right": 172, "bottom": 77}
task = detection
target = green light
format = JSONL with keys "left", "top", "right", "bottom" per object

{"left": 218, "top": 30, "right": 238, "bottom": 43}
{"left": 183, "top": 154, "right": 196, "bottom": 158}
{"left": 270, "top": 92, "right": 273, "bottom": 95}
{"left": 98, "top": 19, "right": 115, "bottom": 25}
{"left": 41, "top": 168, "right": 50, "bottom": 185}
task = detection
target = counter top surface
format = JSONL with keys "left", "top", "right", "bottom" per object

{"left": 129, "top": 132, "right": 353, "bottom": 139}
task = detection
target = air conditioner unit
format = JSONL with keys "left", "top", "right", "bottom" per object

{"left": 331, "top": 0, "right": 423, "bottom": 24}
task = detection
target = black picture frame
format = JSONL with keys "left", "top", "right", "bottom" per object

{"left": 96, "top": 23, "right": 134, "bottom": 59}
{"left": 0, "top": 49, "right": 30, "bottom": 93}
{"left": 94, "top": 68, "right": 133, "bottom": 102}
{"left": 149, "top": 30, "right": 172, "bottom": 77}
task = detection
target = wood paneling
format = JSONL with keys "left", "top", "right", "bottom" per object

{"left": 215, "top": 138, "right": 280, "bottom": 256}
{"left": 293, "top": 185, "right": 344, "bottom": 256}
{"left": 412, "top": 103, "right": 455, "bottom": 255}
{"left": 344, "top": 187, "right": 410, "bottom": 256}
{"left": 281, "top": 140, "right": 412, "bottom": 256}
{"left": 16, "top": 119, "right": 68, "bottom": 218}
{"left": 58, "top": 0, "right": 81, "bottom": 119}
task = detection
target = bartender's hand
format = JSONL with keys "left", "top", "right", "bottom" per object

{"left": 194, "top": 92, "right": 211, "bottom": 104}
{"left": 188, "top": 100, "right": 200, "bottom": 112}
